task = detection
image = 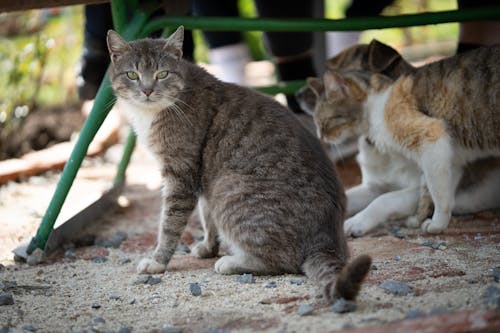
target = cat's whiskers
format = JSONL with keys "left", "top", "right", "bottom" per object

{"left": 166, "top": 101, "right": 193, "bottom": 128}
{"left": 162, "top": 94, "right": 194, "bottom": 127}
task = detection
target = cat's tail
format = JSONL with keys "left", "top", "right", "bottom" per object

{"left": 303, "top": 252, "right": 372, "bottom": 303}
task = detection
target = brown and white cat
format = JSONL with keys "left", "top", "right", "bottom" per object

{"left": 296, "top": 39, "right": 414, "bottom": 115}
{"left": 106, "top": 26, "right": 371, "bottom": 303}
{"left": 309, "top": 45, "right": 500, "bottom": 234}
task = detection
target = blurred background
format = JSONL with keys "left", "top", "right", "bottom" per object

{"left": 0, "top": 0, "right": 459, "bottom": 161}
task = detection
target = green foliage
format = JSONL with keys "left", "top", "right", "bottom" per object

{"left": 0, "top": 8, "right": 83, "bottom": 157}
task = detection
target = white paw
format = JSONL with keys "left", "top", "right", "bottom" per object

{"left": 406, "top": 216, "right": 421, "bottom": 228}
{"left": 191, "top": 242, "right": 217, "bottom": 258}
{"left": 137, "top": 258, "right": 167, "bottom": 274}
{"left": 421, "top": 218, "right": 445, "bottom": 234}
{"left": 344, "top": 217, "right": 368, "bottom": 237}
{"left": 214, "top": 256, "right": 240, "bottom": 274}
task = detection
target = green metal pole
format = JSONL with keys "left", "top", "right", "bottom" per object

{"left": 256, "top": 80, "right": 306, "bottom": 96}
{"left": 113, "top": 129, "right": 136, "bottom": 185}
{"left": 142, "top": 5, "right": 500, "bottom": 34}
{"left": 26, "top": 10, "right": 148, "bottom": 254}
{"left": 26, "top": 75, "right": 114, "bottom": 253}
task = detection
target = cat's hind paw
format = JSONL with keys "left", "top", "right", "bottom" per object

{"left": 137, "top": 258, "right": 167, "bottom": 274}
{"left": 405, "top": 216, "right": 421, "bottom": 228}
{"left": 214, "top": 255, "right": 240, "bottom": 275}
{"left": 421, "top": 219, "right": 445, "bottom": 234}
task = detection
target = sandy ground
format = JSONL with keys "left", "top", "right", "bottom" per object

{"left": 1, "top": 135, "right": 499, "bottom": 333}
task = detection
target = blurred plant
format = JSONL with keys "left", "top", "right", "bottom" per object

{"left": 0, "top": 11, "right": 46, "bottom": 36}
{"left": 0, "top": 30, "right": 54, "bottom": 159}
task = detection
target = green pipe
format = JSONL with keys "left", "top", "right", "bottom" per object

{"left": 113, "top": 129, "right": 136, "bottom": 185}
{"left": 26, "top": 11, "right": 148, "bottom": 254}
{"left": 26, "top": 75, "right": 114, "bottom": 254}
{"left": 256, "top": 80, "right": 306, "bottom": 96}
{"left": 142, "top": 5, "right": 500, "bottom": 35}
{"left": 111, "top": 0, "right": 128, "bottom": 34}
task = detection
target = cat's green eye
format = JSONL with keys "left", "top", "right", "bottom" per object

{"left": 156, "top": 71, "right": 169, "bottom": 80}
{"left": 126, "top": 71, "right": 139, "bottom": 80}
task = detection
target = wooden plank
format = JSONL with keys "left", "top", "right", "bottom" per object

{"left": 0, "top": 0, "right": 109, "bottom": 13}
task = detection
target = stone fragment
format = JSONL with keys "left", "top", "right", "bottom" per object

{"left": 296, "top": 303, "right": 314, "bottom": 316}
{"left": 379, "top": 280, "right": 414, "bottom": 296}
{"left": 331, "top": 298, "right": 357, "bottom": 313}
{"left": 190, "top": 282, "right": 202, "bottom": 296}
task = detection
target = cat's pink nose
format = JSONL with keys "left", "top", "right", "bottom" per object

{"left": 143, "top": 89, "right": 153, "bottom": 97}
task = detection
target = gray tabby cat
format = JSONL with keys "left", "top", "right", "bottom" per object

{"left": 107, "top": 26, "right": 371, "bottom": 303}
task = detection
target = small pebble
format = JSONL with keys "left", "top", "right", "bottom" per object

{"left": 405, "top": 309, "right": 427, "bottom": 319}
{"left": 483, "top": 285, "right": 500, "bottom": 307}
{"left": 64, "top": 250, "right": 78, "bottom": 259}
{"left": 27, "top": 248, "right": 46, "bottom": 265}
{"left": 161, "top": 325, "right": 183, "bottom": 333}
{"left": 118, "top": 258, "right": 131, "bottom": 265}
{"left": 109, "top": 294, "right": 121, "bottom": 301}
{"left": 117, "top": 328, "right": 132, "bottom": 333}
{"left": 238, "top": 273, "right": 255, "bottom": 284}
{"left": 296, "top": 303, "right": 314, "bottom": 316}
{"left": 22, "top": 324, "right": 38, "bottom": 332}
{"left": 264, "top": 281, "right": 277, "bottom": 289}
{"left": 289, "top": 278, "right": 305, "bottom": 286}
{"left": 0, "top": 292, "right": 14, "bottom": 306}
{"left": 134, "top": 275, "right": 151, "bottom": 285}
{"left": 94, "top": 317, "right": 106, "bottom": 324}
{"left": 492, "top": 267, "right": 500, "bottom": 283}
{"left": 190, "top": 283, "right": 202, "bottom": 296}
{"left": 331, "top": 298, "right": 357, "bottom": 313}
{"left": 379, "top": 280, "right": 414, "bottom": 296}
{"left": 95, "top": 231, "right": 128, "bottom": 249}
{"left": 429, "top": 307, "right": 448, "bottom": 315}
{"left": 394, "top": 256, "right": 401, "bottom": 261}
{"left": 146, "top": 277, "right": 162, "bottom": 286}
{"left": 93, "top": 257, "right": 108, "bottom": 263}
{"left": 91, "top": 303, "right": 101, "bottom": 309}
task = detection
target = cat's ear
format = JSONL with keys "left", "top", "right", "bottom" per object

{"left": 107, "top": 30, "right": 131, "bottom": 63}
{"left": 368, "top": 39, "right": 405, "bottom": 78}
{"left": 323, "top": 71, "right": 348, "bottom": 101}
{"left": 307, "top": 77, "right": 324, "bottom": 98}
{"left": 163, "top": 26, "right": 184, "bottom": 60}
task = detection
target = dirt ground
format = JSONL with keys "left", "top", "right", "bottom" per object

{"left": 1, "top": 133, "right": 499, "bottom": 333}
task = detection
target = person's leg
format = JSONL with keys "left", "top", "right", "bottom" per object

{"left": 326, "top": 0, "right": 395, "bottom": 58}
{"left": 457, "top": 0, "right": 500, "bottom": 53}
{"left": 254, "top": 0, "right": 316, "bottom": 112}
{"left": 77, "top": 4, "right": 114, "bottom": 100}
{"left": 192, "top": 0, "right": 249, "bottom": 84}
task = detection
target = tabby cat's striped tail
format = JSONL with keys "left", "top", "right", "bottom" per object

{"left": 303, "top": 252, "right": 372, "bottom": 302}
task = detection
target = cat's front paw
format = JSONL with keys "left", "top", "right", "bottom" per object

{"left": 421, "top": 219, "right": 445, "bottom": 234}
{"left": 344, "top": 216, "right": 368, "bottom": 237}
{"left": 137, "top": 258, "right": 167, "bottom": 274}
{"left": 405, "top": 216, "right": 421, "bottom": 228}
{"left": 191, "top": 242, "right": 218, "bottom": 259}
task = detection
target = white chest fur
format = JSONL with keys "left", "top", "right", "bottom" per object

{"left": 116, "top": 98, "right": 159, "bottom": 149}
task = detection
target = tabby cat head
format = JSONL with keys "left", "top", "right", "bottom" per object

{"left": 296, "top": 40, "right": 413, "bottom": 116}
{"left": 307, "top": 70, "right": 392, "bottom": 143}
{"left": 106, "top": 26, "right": 185, "bottom": 112}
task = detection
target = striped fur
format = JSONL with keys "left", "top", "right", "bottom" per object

{"left": 108, "top": 27, "right": 371, "bottom": 303}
